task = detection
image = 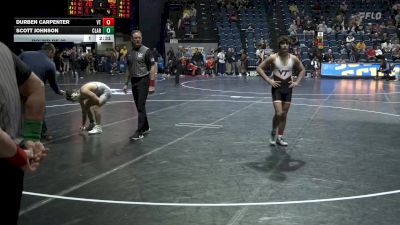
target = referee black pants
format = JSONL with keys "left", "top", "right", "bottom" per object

{"left": 0, "top": 160, "right": 24, "bottom": 224}
{"left": 131, "top": 75, "right": 150, "bottom": 132}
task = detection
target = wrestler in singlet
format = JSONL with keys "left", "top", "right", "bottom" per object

{"left": 90, "top": 82, "right": 112, "bottom": 105}
{"left": 271, "top": 53, "right": 295, "bottom": 102}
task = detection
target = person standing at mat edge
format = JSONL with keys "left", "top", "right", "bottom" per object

{"left": 19, "top": 43, "right": 65, "bottom": 141}
{"left": 256, "top": 36, "right": 305, "bottom": 146}
{"left": 0, "top": 41, "right": 48, "bottom": 224}
{"left": 123, "top": 30, "right": 156, "bottom": 140}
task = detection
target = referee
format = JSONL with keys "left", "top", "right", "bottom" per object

{"left": 123, "top": 30, "right": 156, "bottom": 140}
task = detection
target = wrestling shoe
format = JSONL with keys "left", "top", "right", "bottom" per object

{"left": 86, "top": 122, "right": 96, "bottom": 131}
{"left": 88, "top": 125, "right": 102, "bottom": 135}
{"left": 276, "top": 135, "right": 288, "bottom": 146}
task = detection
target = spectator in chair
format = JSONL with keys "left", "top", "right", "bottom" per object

{"left": 166, "top": 19, "right": 176, "bottom": 38}
{"left": 365, "top": 46, "right": 376, "bottom": 61}
{"left": 323, "top": 49, "right": 334, "bottom": 63}
{"left": 391, "top": 44, "right": 400, "bottom": 60}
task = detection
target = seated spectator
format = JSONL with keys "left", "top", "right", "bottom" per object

{"left": 205, "top": 55, "right": 215, "bottom": 76}
{"left": 371, "top": 23, "right": 380, "bottom": 34}
{"left": 310, "top": 57, "right": 321, "bottom": 78}
{"left": 335, "top": 13, "right": 344, "bottom": 25}
{"left": 365, "top": 46, "right": 376, "bottom": 61}
{"left": 167, "top": 47, "right": 175, "bottom": 62}
{"left": 178, "top": 4, "right": 191, "bottom": 28}
{"left": 391, "top": 43, "right": 400, "bottom": 60}
{"left": 356, "top": 40, "right": 367, "bottom": 54}
{"left": 289, "top": 3, "right": 299, "bottom": 15}
{"left": 349, "top": 48, "right": 357, "bottom": 62}
{"left": 393, "top": 1, "right": 400, "bottom": 14}
{"left": 177, "top": 55, "right": 187, "bottom": 74}
{"left": 371, "top": 32, "right": 382, "bottom": 46}
{"left": 310, "top": 45, "right": 323, "bottom": 60}
{"left": 192, "top": 48, "right": 204, "bottom": 66}
{"left": 317, "top": 21, "right": 328, "bottom": 33}
{"left": 375, "top": 46, "right": 383, "bottom": 59}
{"left": 303, "top": 20, "right": 315, "bottom": 35}
{"left": 346, "top": 33, "right": 355, "bottom": 49}
{"left": 187, "top": 62, "right": 200, "bottom": 76}
{"left": 288, "top": 20, "right": 298, "bottom": 36}
{"left": 382, "top": 40, "right": 393, "bottom": 53}
{"left": 323, "top": 49, "right": 334, "bottom": 63}
{"left": 365, "top": 23, "right": 373, "bottom": 34}
{"left": 337, "top": 56, "right": 346, "bottom": 63}
{"left": 295, "top": 16, "right": 302, "bottom": 27}
{"left": 325, "top": 25, "right": 334, "bottom": 35}
{"left": 166, "top": 19, "right": 176, "bottom": 38}
{"left": 395, "top": 12, "right": 400, "bottom": 27}
{"left": 184, "top": 46, "right": 192, "bottom": 59}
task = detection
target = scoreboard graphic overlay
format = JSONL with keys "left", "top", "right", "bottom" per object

{"left": 14, "top": 18, "right": 115, "bottom": 43}
{"left": 68, "top": 0, "right": 131, "bottom": 18}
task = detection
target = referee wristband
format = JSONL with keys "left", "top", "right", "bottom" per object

{"left": 149, "top": 80, "right": 155, "bottom": 87}
{"left": 23, "top": 120, "right": 43, "bottom": 141}
{"left": 8, "top": 144, "right": 28, "bottom": 168}
{"left": 124, "top": 80, "right": 129, "bottom": 85}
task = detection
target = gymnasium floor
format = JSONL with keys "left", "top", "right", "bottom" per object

{"left": 19, "top": 73, "right": 400, "bottom": 225}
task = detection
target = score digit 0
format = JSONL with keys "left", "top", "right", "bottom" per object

{"left": 103, "top": 18, "right": 114, "bottom": 26}
{"left": 103, "top": 26, "right": 114, "bottom": 34}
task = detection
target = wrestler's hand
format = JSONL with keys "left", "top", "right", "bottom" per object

{"left": 149, "top": 86, "right": 155, "bottom": 95}
{"left": 24, "top": 141, "right": 47, "bottom": 163}
{"left": 23, "top": 141, "right": 48, "bottom": 172}
{"left": 268, "top": 80, "right": 281, "bottom": 88}
{"left": 289, "top": 81, "right": 299, "bottom": 88}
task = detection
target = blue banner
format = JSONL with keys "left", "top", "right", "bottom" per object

{"left": 321, "top": 63, "right": 400, "bottom": 77}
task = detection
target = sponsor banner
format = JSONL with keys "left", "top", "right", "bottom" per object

{"left": 322, "top": 63, "right": 400, "bottom": 77}
{"left": 358, "top": 12, "right": 382, "bottom": 20}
